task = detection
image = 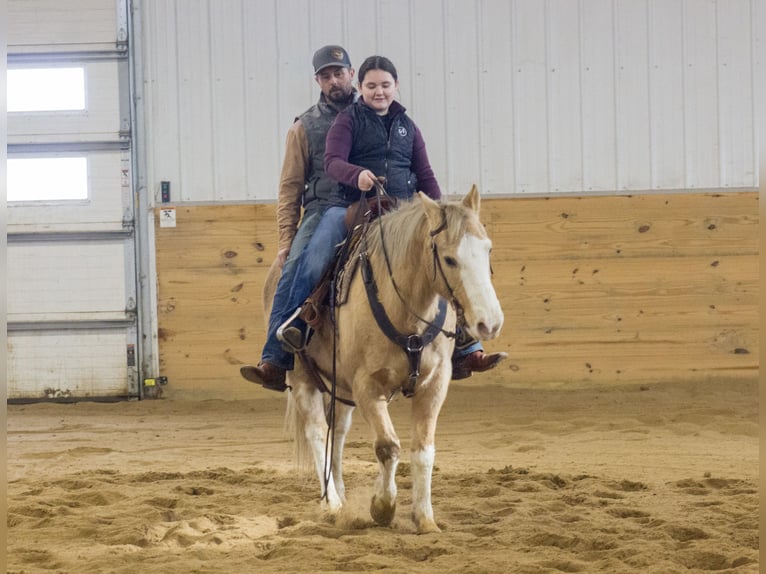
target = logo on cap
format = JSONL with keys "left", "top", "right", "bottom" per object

{"left": 331, "top": 49, "right": 344, "bottom": 61}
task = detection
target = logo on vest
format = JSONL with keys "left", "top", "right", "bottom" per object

{"left": 397, "top": 126, "right": 408, "bottom": 137}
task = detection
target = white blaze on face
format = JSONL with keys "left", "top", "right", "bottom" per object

{"left": 457, "top": 233, "right": 504, "bottom": 340}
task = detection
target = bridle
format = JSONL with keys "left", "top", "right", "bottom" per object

{"left": 355, "top": 182, "right": 473, "bottom": 397}
{"left": 371, "top": 181, "right": 461, "bottom": 339}
{"left": 427, "top": 211, "right": 467, "bottom": 329}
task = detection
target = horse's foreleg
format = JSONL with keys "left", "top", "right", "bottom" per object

{"left": 359, "top": 396, "right": 400, "bottom": 527}
{"left": 371, "top": 438, "right": 400, "bottom": 526}
{"left": 410, "top": 444, "right": 439, "bottom": 533}
{"left": 409, "top": 376, "right": 449, "bottom": 534}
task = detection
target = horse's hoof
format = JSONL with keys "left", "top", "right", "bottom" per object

{"left": 321, "top": 498, "right": 343, "bottom": 517}
{"left": 415, "top": 518, "right": 441, "bottom": 534}
{"left": 370, "top": 495, "right": 396, "bottom": 526}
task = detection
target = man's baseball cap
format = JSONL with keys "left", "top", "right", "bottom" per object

{"left": 313, "top": 45, "right": 352, "bottom": 74}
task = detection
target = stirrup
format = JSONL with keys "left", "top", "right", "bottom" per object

{"left": 276, "top": 307, "right": 308, "bottom": 352}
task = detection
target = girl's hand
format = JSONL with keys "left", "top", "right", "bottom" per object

{"left": 357, "top": 170, "right": 377, "bottom": 191}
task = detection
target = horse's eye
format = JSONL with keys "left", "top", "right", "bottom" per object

{"left": 444, "top": 256, "right": 458, "bottom": 268}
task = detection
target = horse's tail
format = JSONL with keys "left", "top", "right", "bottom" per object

{"left": 264, "top": 258, "right": 311, "bottom": 472}
{"left": 283, "top": 379, "right": 317, "bottom": 475}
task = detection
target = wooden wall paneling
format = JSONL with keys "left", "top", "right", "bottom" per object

{"left": 155, "top": 193, "right": 757, "bottom": 391}
{"left": 482, "top": 192, "right": 757, "bottom": 384}
{"left": 155, "top": 204, "right": 278, "bottom": 388}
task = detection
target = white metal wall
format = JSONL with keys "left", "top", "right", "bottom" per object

{"left": 139, "top": 0, "right": 758, "bottom": 203}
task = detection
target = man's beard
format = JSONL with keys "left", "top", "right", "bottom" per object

{"left": 327, "top": 87, "right": 352, "bottom": 104}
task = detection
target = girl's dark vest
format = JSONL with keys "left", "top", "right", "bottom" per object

{"left": 340, "top": 101, "right": 418, "bottom": 202}
{"left": 300, "top": 98, "right": 355, "bottom": 211}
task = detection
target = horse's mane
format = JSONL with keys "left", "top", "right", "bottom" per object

{"left": 363, "top": 195, "right": 477, "bottom": 271}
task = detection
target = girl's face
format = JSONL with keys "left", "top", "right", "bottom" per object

{"left": 360, "top": 69, "right": 398, "bottom": 115}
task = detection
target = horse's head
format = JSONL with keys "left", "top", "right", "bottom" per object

{"left": 418, "top": 185, "right": 504, "bottom": 341}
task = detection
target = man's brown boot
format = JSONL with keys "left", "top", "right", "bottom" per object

{"left": 451, "top": 351, "right": 508, "bottom": 380}
{"left": 240, "top": 362, "right": 288, "bottom": 392}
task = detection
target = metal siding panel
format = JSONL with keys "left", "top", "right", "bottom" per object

{"left": 683, "top": 0, "right": 719, "bottom": 188}
{"left": 138, "top": 0, "right": 756, "bottom": 202}
{"left": 377, "top": 0, "right": 412, "bottom": 68}
{"left": 444, "top": 1, "right": 482, "bottom": 194}
{"left": 309, "top": 0, "right": 346, "bottom": 47}
{"left": 210, "top": 0, "right": 248, "bottom": 200}
{"left": 615, "top": 0, "right": 651, "bottom": 190}
{"left": 8, "top": 242, "right": 127, "bottom": 318}
{"left": 145, "top": 0, "right": 182, "bottom": 203}
{"left": 8, "top": 0, "right": 117, "bottom": 48}
{"left": 547, "top": 0, "right": 584, "bottom": 192}
{"left": 580, "top": 0, "right": 617, "bottom": 191}
{"left": 717, "top": 0, "right": 755, "bottom": 187}
{"left": 649, "top": 0, "right": 685, "bottom": 189}
{"left": 479, "top": 0, "right": 515, "bottom": 195}
{"left": 176, "top": 0, "right": 216, "bottom": 201}
{"left": 275, "top": 0, "right": 315, "bottom": 179}
{"left": 513, "top": 0, "right": 549, "bottom": 193}
{"left": 8, "top": 331, "right": 130, "bottom": 398}
{"left": 344, "top": 0, "right": 379, "bottom": 58}
{"left": 242, "top": 0, "right": 281, "bottom": 201}
{"left": 410, "top": 1, "right": 449, "bottom": 195}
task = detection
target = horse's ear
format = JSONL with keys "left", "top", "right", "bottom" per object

{"left": 462, "top": 184, "right": 480, "bottom": 214}
{"left": 418, "top": 191, "right": 443, "bottom": 228}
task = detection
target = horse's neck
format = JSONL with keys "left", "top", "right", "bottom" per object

{"left": 366, "top": 216, "right": 440, "bottom": 324}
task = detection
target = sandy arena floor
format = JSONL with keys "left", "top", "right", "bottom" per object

{"left": 6, "top": 377, "right": 758, "bottom": 573}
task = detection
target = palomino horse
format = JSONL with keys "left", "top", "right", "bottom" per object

{"left": 263, "top": 185, "right": 503, "bottom": 533}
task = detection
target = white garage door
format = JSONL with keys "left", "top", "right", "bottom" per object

{"left": 7, "top": 0, "right": 140, "bottom": 400}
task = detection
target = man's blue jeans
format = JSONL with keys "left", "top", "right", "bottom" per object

{"left": 261, "top": 206, "right": 348, "bottom": 369}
